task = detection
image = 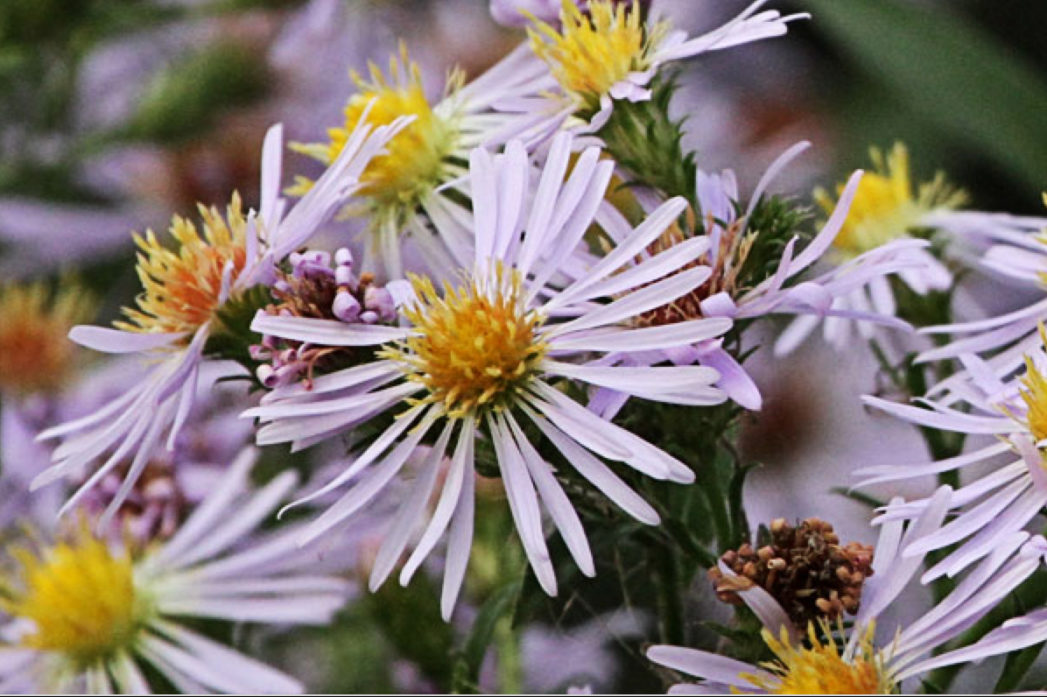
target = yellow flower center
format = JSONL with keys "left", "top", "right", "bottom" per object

{"left": 528, "top": 0, "right": 665, "bottom": 110}
{"left": 116, "top": 192, "right": 249, "bottom": 337}
{"left": 288, "top": 45, "right": 459, "bottom": 216}
{"left": 0, "top": 281, "right": 92, "bottom": 395}
{"left": 1017, "top": 329, "right": 1047, "bottom": 444}
{"left": 815, "top": 142, "right": 966, "bottom": 258}
{"left": 2, "top": 528, "right": 140, "bottom": 664}
{"left": 742, "top": 622, "right": 891, "bottom": 695}
{"left": 381, "top": 266, "right": 548, "bottom": 419}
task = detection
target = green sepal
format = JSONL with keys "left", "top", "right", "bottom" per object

{"left": 204, "top": 283, "right": 272, "bottom": 377}
{"left": 595, "top": 73, "right": 697, "bottom": 207}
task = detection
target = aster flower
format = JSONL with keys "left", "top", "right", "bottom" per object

{"left": 915, "top": 194, "right": 1047, "bottom": 399}
{"left": 526, "top": 0, "right": 807, "bottom": 130}
{"left": 589, "top": 143, "right": 915, "bottom": 413}
{"left": 785, "top": 144, "right": 1047, "bottom": 356}
{"left": 246, "top": 133, "right": 731, "bottom": 616}
{"left": 647, "top": 487, "right": 1047, "bottom": 694}
{"left": 857, "top": 327, "right": 1047, "bottom": 581}
{"left": 286, "top": 42, "right": 559, "bottom": 280}
{"left": 0, "top": 280, "right": 94, "bottom": 398}
{"left": 0, "top": 448, "right": 351, "bottom": 694}
{"left": 33, "top": 115, "right": 411, "bottom": 522}
{"left": 775, "top": 143, "right": 966, "bottom": 354}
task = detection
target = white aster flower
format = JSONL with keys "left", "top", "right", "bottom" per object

{"left": 32, "top": 114, "right": 411, "bottom": 524}
{"left": 0, "top": 448, "right": 351, "bottom": 694}
{"left": 286, "top": 41, "right": 559, "bottom": 281}
{"left": 590, "top": 143, "right": 914, "bottom": 413}
{"left": 246, "top": 133, "right": 731, "bottom": 617}
{"left": 526, "top": 0, "right": 807, "bottom": 130}
{"left": 647, "top": 486, "right": 1047, "bottom": 694}
{"left": 859, "top": 328, "right": 1047, "bottom": 581}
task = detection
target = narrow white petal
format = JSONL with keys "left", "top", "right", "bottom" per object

{"left": 490, "top": 413, "right": 557, "bottom": 596}
{"left": 524, "top": 405, "right": 659, "bottom": 525}
{"left": 69, "top": 326, "right": 185, "bottom": 353}
{"left": 506, "top": 412, "right": 594, "bottom": 577}
{"left": 369, "top": 423, "right": 452, "bottom": 590}
{"left": 441, "top": 430, "right": 476, "bottom": 620}
{"left": 401, "top": 418, "right": 474, "bottom": 585}
{"left": 251, "top": 314, "right": 409, "bottom": 346}
{"left": 647, "top": 645, "right": 765, "bottom": 687}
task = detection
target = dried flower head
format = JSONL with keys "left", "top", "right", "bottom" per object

{"left": 710, "top": 517, "right": 874, "bottom": 627}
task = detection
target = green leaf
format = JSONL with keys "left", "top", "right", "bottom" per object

{"left": 804, "top": 0, "right": 1047, "bottom": 196}
{"left": 830, "top": 486, "right": 884, "bottom": 510}
{"left": 452, "top": 579, "right": 523, "bottom": 694}
{"left": 994, "top": 640, "right": 1046, "bottom": 693}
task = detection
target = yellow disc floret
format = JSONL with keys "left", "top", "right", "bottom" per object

{"left": 382, "top": 265, "right": 548, "bottom": 419}
{"left": 2, "top": 527, "right": 140, "bottom": 664}
{"left": 529, "top": 0, "right": 666, "bottom": 110}
{"left": 1016, "top": 326, "right": 1047, "bottom": 445}
{"left": 116, "top": 192, "right": 248, "bottom": 337}
{"left": 815, "top": 142, "right": 967, "bottom": 258}
{"left": 289, "top": 44, "right": 459, "bottom": 215}
{"left": 741, "top": 621, "right": 891, "bottom": 694}
{"left": 0, "top": 280, "right": 93, "bottom": 395}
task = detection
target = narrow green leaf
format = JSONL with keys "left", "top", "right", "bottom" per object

{"left": 452, "top": 579, "right": 523, "bottom": 694}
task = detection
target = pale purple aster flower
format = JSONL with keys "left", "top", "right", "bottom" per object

{"left": 647, "top": 487, "right": 1047, "bottom": 693}
{"left": 32, "top": 114, "right": 412, "bottom": 523}
{"left": 588, "top": 143, "right": 914, "bottom": 413}
{"left": 524, "top": 0, "right": 808, "bottom": 131}
{"left": 859, "top": 336, "right": 1047, "bottom": 581}
{"left": 0, "top": 448, "right": 351, "bottom": 694}
{"left": 915, "top": 201, "right": 1047, "bottom": 402}
{"left": 246, "top": 132, "right": 730, "bottom": 617}
{"left": 784, "top": 144, "right": 1046, "bottom": 363}
{"left": 285, "top": 39, "right": 560, "bottom": 282}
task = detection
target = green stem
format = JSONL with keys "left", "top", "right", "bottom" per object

{"left": 653, "top": 542, "right": 686, "bottom": 647}
{"left": 494, "top": 616, "right": 522, "bottom": 694}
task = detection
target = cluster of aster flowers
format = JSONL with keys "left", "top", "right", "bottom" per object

{"left": 4, "top": 0, "right": 1047, "bottom": 694}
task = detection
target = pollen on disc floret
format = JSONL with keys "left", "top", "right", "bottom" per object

{"left": 381, "top": 263, "right": 549, "bottom": 419}
{"left": 815, "top": 142, "right": 967, "bottom": 258}
{"left": 116, "top": 192, "right": 249, "bottom": 338}
{"left": 528, "top": 0, "right": 667, "bottom": 112}
{"left": 743, "top": 621, "right": 892, "bottom": 695}
{"left": 1, "top": 524, "right": 141, "bottom": 665}
{"left": 288, "top": 43, "right": 461, "bottom": 216}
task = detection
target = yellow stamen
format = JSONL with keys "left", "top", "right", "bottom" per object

{"left": 1016, "top": 325, "right": 1047, "bottom": 444}
{"left": 2, "top": 525, "right": 140, "bottom": 664}
{"left": 380, "top": 265, "right": 547, "bottom": 419}
{"left": 116, "top": 192, "right": 248, "bottom": 337}
{"left": 0, "top": 280, "right": 93, "bottom": 395}
{"left": 288, "top": 44, "right": 460, "bottom": 216}
{"left": 815, "top": 142, "right": 967, "bottom": 258}
{"left": 740, "top": 621, "right": 891, "bottom": 694}
{"left": 528, "top": 0, "right": 667, "bottom": 110}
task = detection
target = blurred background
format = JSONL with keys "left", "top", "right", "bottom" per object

{"left": 1, "top": 0, "right": 1046, "bottom": 692}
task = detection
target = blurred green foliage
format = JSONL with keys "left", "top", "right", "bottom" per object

{"left": 798, "top": 0, "right": 1047, "bottom": 210}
